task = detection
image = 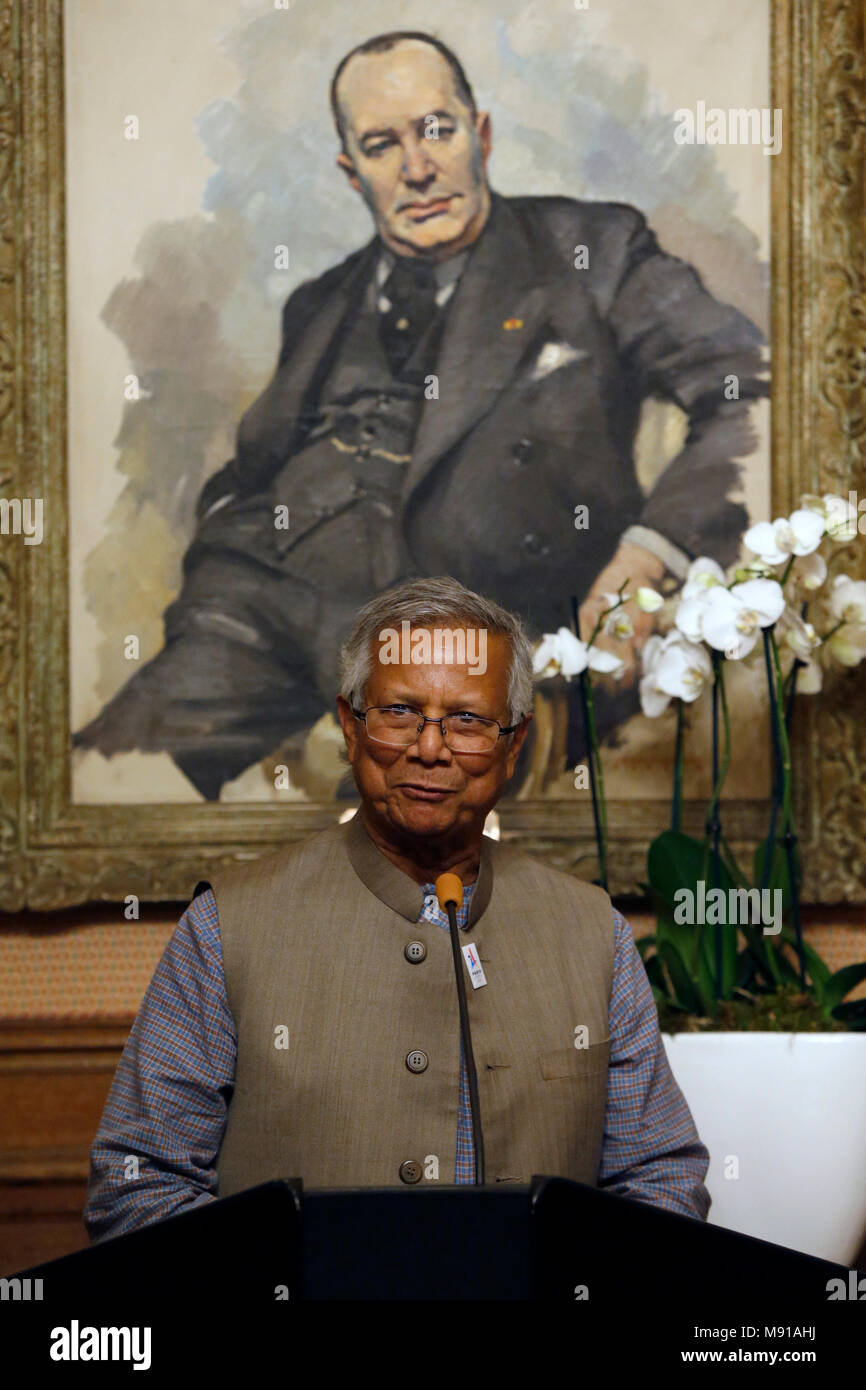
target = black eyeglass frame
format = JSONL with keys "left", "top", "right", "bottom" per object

{"left": 351, "top": 703, "right": 523, "bottom": 749}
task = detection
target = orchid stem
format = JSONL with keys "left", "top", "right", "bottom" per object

{"left": 581, "top": 671, "right": 608, "bottom": 892}
{"left": 769, "top": 629, "right": 806, "bottom": 987}
{"left": 672, "top": 699, "right": 684, "bottom": 833}
{"left": 761, "top": 630, "right": 782, "bottom": 892}
{"left": 704, "top": 653, "right": 731, "bottom": 1000}
{"left": 571, "top": 595, "right": 608, "bottom": 892}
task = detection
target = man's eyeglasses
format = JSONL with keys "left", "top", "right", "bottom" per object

{"left": 352, "top": 704, "right": 523, "bottom": 753}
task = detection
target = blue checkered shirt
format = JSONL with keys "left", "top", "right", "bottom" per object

{"left": 84, "top": 884, "right": 710, "bottom": 1240}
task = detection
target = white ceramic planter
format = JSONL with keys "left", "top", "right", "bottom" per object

{"left": 662, "top": 1032, "right": 866, "bottom": 1265}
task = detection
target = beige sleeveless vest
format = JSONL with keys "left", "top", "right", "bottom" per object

{"left": 211, "top": 812, "right": 614, "bottom": 1193}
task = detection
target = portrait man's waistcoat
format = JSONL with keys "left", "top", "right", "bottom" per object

{"left": 210, "top": 813, "right": 615, "bottom": 1193}
{"left": 263, "top": 266, "right": 446, "bottom": 594}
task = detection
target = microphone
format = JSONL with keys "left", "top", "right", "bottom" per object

{"left": 436, "top": 872, "right": 485, "bottom": 1186}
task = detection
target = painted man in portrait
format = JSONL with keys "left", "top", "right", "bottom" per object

{"left": 73, "top": 29, "right": 767, "bottom": 799}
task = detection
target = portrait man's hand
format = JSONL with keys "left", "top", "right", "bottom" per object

{"left": 577, "top": 540, "right": 666, "bottom": 689}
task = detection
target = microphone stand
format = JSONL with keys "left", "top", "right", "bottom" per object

{"left": 442, "top": 894, "right": 485, "bottom": 1186}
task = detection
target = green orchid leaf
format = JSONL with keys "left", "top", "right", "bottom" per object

{"left": 648, "top": 831, "right": 739, "bottom": 1000}
{"left": 739, "top": 921, "right": 783, "bottom": 989}
{"left": 830, "top": 999, "right": 866, "bottom": 1030}
{"left": 700, "top": 917, "right": 738, "bottom": 1002}
{"left": 656, "top": 907, "right": 716, "bottom": 1005}
{"left": 657, "top": 939, "right": 706, "bottom": 1014}
{"left": 735, "top": 946, "right": 759, "bottom": 989}
{"left": 641, "top": 952, "right": 669, "bottom": 998}
{"left": 753, "top": 837, "right": 803, "bottom": 923}
{"left": 779, "top": 928, "right": 832, "bottom": 1001}
{"left": 651, "top": 984, "right": 676, "bottom": 1009}
{"left": 822, "top": 962, "right": 866, "bottom": 1012}
{"left": 648, "top": 830, "right": 715, "bottom": 908}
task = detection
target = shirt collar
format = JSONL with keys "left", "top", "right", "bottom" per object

{"left": 343, "top": 808, "right": 493, "bottom": 927}
{"left": 376, "top": 244, "right": 471, "bottom": 296}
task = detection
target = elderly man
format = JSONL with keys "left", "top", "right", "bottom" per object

{"left": 84, "top": 577, "right": 710, "bottom": 1240}
{"left": 73, "top": 28, "right": 766, "bottom": 799}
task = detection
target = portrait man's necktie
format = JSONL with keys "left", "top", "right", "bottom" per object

{"left": 379, "top": 257, "right": 438, "bottom": 376}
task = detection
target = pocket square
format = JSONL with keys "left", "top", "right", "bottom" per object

{"left": 529, "top": 340, "right": 589, "bottom": 382}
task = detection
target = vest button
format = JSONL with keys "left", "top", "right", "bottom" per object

{"left": 404, "top": 940, "right": 427, "bottom": 963}
{"left": 399, "top": 1159, "right": 423, "bottom": 1184}
{"left": 395, "top": 316, "right": 410, "bottom": 332}
{"left": 406, "top": 1049, "right": 428, "bottom": 1073}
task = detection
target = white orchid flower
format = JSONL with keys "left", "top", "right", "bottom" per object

{"left": 733, "top": 560, "right": 777, "bottom": 582}
{"left": 829, "top": 575, "right": 866, "bottom": 624}
{"left": 825, "top": 624, "right": 866, "bottom": 668}
{"left": 532, "top": 628, "right": 587, "bottom": 677}
{"left": 776, "top": 610, "right": 823, "bottom": 694}
{"left": 796, "top": 659, "right": 823, "bottom": 694}
{"left": 690, "top": 578, "right": 786, "bottom": 658}
{"left": 801, "top": 492, "right": 859, "bottom": 541}
{"left": 674, "top": 559, "right": 730, "bottom": 642}
{"left": 744, "top": 510, "right": 825, "bottom": 565}
{"left": 785, "top": 508, "right": 830, "bottom": 553}
{"left": 605, "top": 609, "right": 634, "bottom": 639}
{"left": 743, "top": 520, "right": 788, "bottom": 565}
{"left": 636, "top": 586, "right": 664, "bottom": 612}
{"left": 674, "top": 592, "right": 710, "bottom": 643}
{"left": 532, "top": 627, "right": 624, "bottom": 680}
{"left": 639, "top": 631, "right": 713, "bottom": 717}
{"left": 792, "top": 551, "right": 827, "bottom": 591}
{"left": 778, "top": 608, "right": 821, "bottom": 661}
{"left": 681, "top": 557, "right": 726, "bottom": 599}
{"left": 639, "top": 636, "right": 670, "bottom": 718}
{"left": 641, "top": 634, "right": 665, "bottom": 668}
{"left": 586, "top": 647, "right": 626, "bottom": 678}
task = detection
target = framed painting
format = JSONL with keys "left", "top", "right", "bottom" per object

{"left": 0, "top": 0, "right": 863, "bottom": 907}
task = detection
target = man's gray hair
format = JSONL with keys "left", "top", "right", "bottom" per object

{"left": 339, "top": 576, "right": 534, "bottom": 726}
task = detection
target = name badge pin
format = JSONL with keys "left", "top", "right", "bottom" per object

{"left": 461, "top": 942, "right": 487, "bottom": 989}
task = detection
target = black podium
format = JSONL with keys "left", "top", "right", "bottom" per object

{"left": 9, "top": 1175, "right": 855, "bottom": 1304}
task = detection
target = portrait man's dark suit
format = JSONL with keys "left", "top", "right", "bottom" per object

{"left": 73, "top": 187, "right": 766, "bottom": 799}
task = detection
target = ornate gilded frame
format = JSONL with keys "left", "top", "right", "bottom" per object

{"left": 0, "top": 0, "right": 864, "bottom": 908}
